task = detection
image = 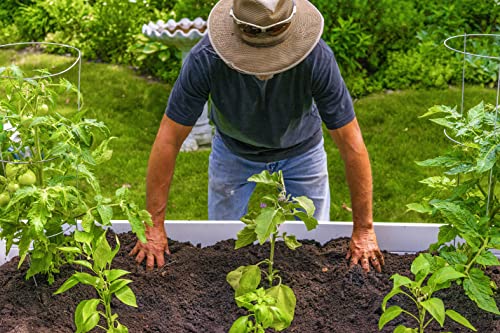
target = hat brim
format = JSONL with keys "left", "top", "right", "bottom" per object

{"left": 208, "top": 0, "right": 324, "bottom": 76}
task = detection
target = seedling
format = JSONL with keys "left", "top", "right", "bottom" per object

{"left": 227, "top": 170, "right": 318, "bottom": 332}
{"left": 55, "top": 229, "right": 136, "bottom": 333}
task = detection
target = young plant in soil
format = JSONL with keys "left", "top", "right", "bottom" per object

{"left": 55, "top": 228, "right": 136, "bottom": 333}
{"left": 404, "top": 102, "right": 500, "bottom": 316}
{"left": 226, "top": 170, "right": 318, "bottom": 332}
{"left": 379, "top": 253, "right": 476, "bottom": 333}
{"left": 0, "top": 65, "right": 151, "bottom": 283}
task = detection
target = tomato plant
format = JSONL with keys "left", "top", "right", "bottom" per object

{"left": 0, "top": 65, "right": 151, "bottom": 283}
{"left": 390, "top": 102, "right": 500, "bottom": 327}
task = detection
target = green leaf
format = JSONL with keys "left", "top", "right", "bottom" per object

{"left": 255, "top": 208, "right": 279, "bottom": 244}
{"left": 428, "top": 266, "right": 465, "bottom": 288}
{"left": 248, "top": 170, "right": 278, "bottom": 186}
{"left": 54, "top": 276, "right": 80, "bottom": 294}
{"left": 265, "top": 285, "right": 296, "bottom": 330}
{"left": 229, "top": 316, "right": 250, "bottom": 333}
{"left": 445, "top": 309, "right": 477, "bottom": 331}
{"left": 115, "top": 285, "right": 137, "bottom": 307}
{"left": 466, "top": 101, "right": 485, "bottom": 128}
{"left": 73, "top": 272, "right": 99, "bottom": 286}
{"left": 420, "top": 105, "right": 448, "bottom": 118}
{"left": 406, "top": 203, "right": 433, "bottom": 214}
{"left": 74, "top": 230, "right": 94, "bottom": 244}
{"left": 105, "top": 269, "right": 130, "bottom": 282}
{"left": 430, "top": 117, "right": 455, "bottom": 129}
{"left": 463, "top": 268, "right": 500, "bottom": 314}
{"left": 293, "top": 196, "right": 316, "bottom": 217}
{"left": 378, "top": 306, "right": 403, "bottom": 330}
{"left": 411, "top": 254, "right": 430, "bottom": 280}
{"left": 75, "top": 299, "right": 100, "bottom": 333}
{"left": 235, "top": 225, "right": 258, "bottom": 249}
{"left": 394, "top": 325, "right": 418, "bottom": 333}
{"left": 294, "top": 211, "right": 319, "bottom": 231}
{"left": 93, "top": 233, "right": 113, "bottom": 270}
{"left": 392, "top": 274, "right": 413, "bottom": 289}
{"left": 475, "top": 251, "right": 500, "bottom": 266}
{"left": 438, "top": 251, "right": 467, "bottom": 266}
{"left": 73, "top": 260, "right": 93, "bottom": 270}
{"left": 431, "top": 201, "right": 481, "bottom": 241}
{"left": 255, "top": 304, "right": 273, "bottom": 328}
{"left": 421, "top": 297, "right": 445, "bottom": 327}
{"left": 58, "top": 246, "right": 81, "bottom": 253}
{"left": 110, "top": 279, "right": 133, "bottom": 294}
{"left": 436, "top": 225, "right": 459, "bottom": 247}
{"left": 82, "top": 212, "right": 94, "bottom": 232}
{"left": 416, "top": 156, "right": 460, "bottom": 168}
{"left": 475, "top": 143, "right": 498, "bottom": 173}
{"left": 284, "top": 234, "right": 302, "bottom": 250}
{"left": 97, "top": 205, "right": 113, "bottom": 225}
{"left": 227, "top": 265, "right": 261, "bottom": 297}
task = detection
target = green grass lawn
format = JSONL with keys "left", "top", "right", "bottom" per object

{"left": 1, "top": 50, "right": 498, "bottom": 222}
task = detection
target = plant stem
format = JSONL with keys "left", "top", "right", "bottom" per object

{"left": 34, "top": 127, "right": 44, "bottom": 186}
{"left": 419, "top": 307, "right": 426, "bottom": 333}
{"left": 465, "top": 237, "right": 489, "bottom": 273}
{"left": 268, "top": 233, "right": 277, "bottom": 287}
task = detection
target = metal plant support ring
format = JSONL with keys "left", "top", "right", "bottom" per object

{"left": 0, "top": 42, "right": 82, "bottom": 111}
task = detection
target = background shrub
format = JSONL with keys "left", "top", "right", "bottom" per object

{"left": 1, "top": 0, "right": 498, "bottom": 96}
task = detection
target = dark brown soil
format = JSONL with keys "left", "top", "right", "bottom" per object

{"left": 0, "top": 232, "right": 499, "bottom": 333}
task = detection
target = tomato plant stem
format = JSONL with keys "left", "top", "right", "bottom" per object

{"left": 34, "top": 127, "right": 44, "bottom": 186}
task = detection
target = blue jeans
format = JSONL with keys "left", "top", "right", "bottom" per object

{"left": 208, "top": 132, "right": 330, "bottom": 221}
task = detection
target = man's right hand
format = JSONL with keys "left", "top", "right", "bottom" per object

{"left": 129, "top": 226, "right": 170, "bottom": 270}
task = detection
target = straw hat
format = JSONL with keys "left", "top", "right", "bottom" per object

{"left": 208, "top": 0, "right": 324, "bottom": 76}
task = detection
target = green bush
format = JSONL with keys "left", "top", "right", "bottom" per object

{"left": 2, "top": 0, "right": 499, "bottom": 95}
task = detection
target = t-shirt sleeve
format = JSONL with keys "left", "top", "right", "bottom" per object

{"left": 311, "top": 41, "right": 355, "bottom": 130}
{"left": 165, "top": 50, "right": 210, "bottom": 126}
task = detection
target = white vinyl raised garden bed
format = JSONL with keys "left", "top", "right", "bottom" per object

{"left": 0, "top": 221, "right": 457, "bottom": 265}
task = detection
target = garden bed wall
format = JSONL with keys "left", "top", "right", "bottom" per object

{"left": 0, "top": 221, "right": 449, "bottom": 264}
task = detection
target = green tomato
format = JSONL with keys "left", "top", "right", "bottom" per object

{"left": 7, "top": 182, "right": 20, "bottom": 192}
{"left": 18, "top": 170, "right": 37, "bottom": 186}
{"left": 21, "top": 115, "right": 33, "bottom": 127}
{"left": 0, "top": 192, "right": 10, "bottom": 206}
{"left": 37, "top": 103, "right": 49, "bottom": 116}
{"left": 5, "top": 164, "right": 18, "bottom": 178}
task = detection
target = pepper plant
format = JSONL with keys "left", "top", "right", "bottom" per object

{"left": 379, "top": 253, "right": 476, "bottom": 332}
{"left": 55, "top": 228, "right": 136, "bottom": 333}
{"left": 227, "top": 170, "right": 318, "bottom": 332}
{"left": 405, "top": 101, "right": 500, "bottom": 315}
{"left": 0, "top": 65, "right": 151, "bottom": 283}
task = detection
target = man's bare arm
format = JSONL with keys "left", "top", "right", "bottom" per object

{"left": 329, "top": 118, "right": 384, "bottom": 272}
{"left": 129, "top": 115, "right": 192, "bottom": 270}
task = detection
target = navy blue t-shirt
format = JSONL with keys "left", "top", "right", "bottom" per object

{"left": 166, "top": 35, "right": 355, "bottom": 162}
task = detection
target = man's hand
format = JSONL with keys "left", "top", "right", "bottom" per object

{"left": 129, "top": 226, "right": 170, "bottom": 270}
{"left": 346, "top": 226, "right": 385, "bottom": 273}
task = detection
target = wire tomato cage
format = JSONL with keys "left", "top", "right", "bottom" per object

{"left": 443, "top": 33, "right": 500, "bottom": 215}
{"left": 0, "top": 42, "right": 83, "bottom": 165}
{"left": 0, "top": 43, "right": 84, "bottom": 283}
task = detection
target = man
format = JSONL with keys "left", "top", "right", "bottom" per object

{"left": 130, "top": 0, "right": 385, "bottom": 273}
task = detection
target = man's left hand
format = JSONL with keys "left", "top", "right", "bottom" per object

{"left": 346, "top": 226, "right": 385, "bottom": 273}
